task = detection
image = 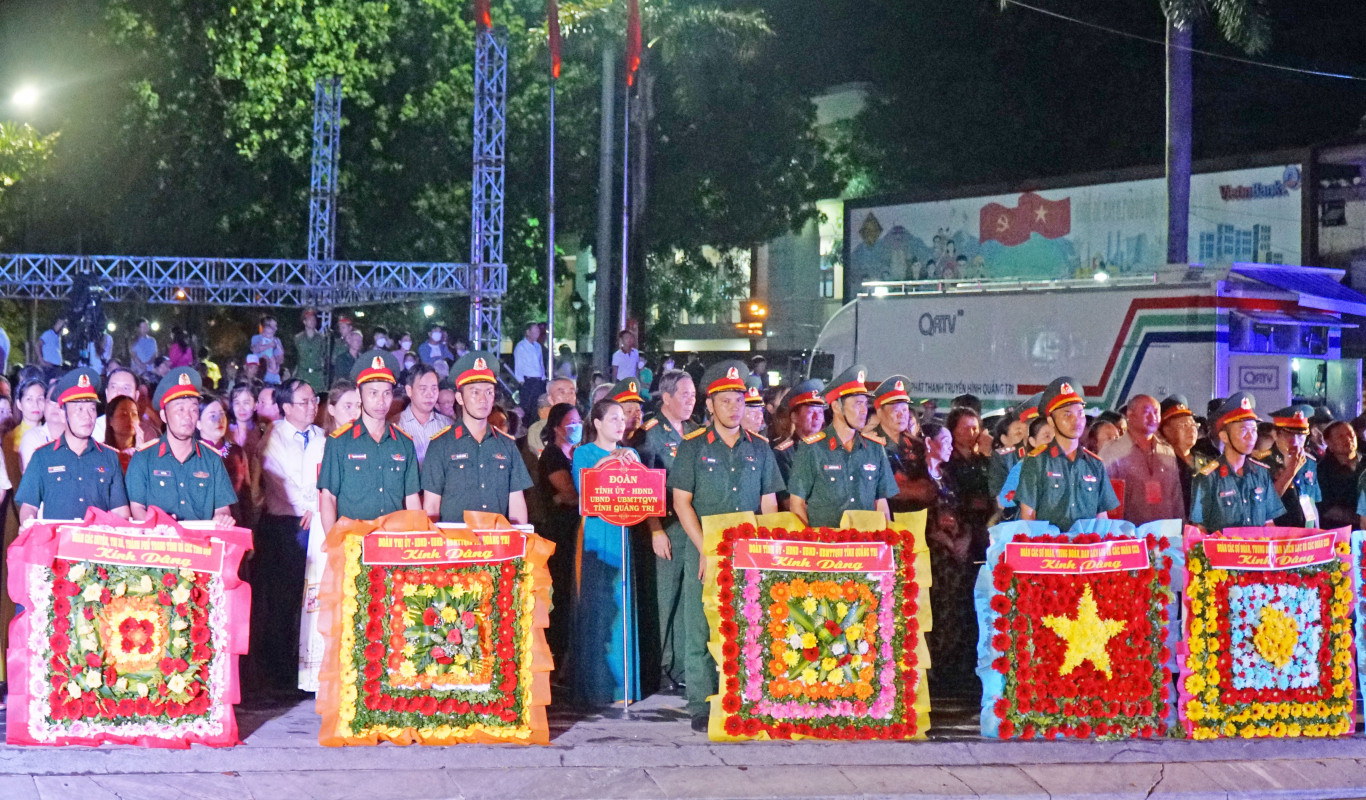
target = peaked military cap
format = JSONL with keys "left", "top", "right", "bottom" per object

{"left": 743, "top": 375, "right": 764, "bottom": 406}
{"left": 610, "top": 377, "right": 646, "bottom": 404}
{"left": 153, "top": 367, "right": 203, "bottom": 409}
{"left": 1159, "top": 394, "right": 1193, "bottom": 424}
{"left": 53, "top": 367, "right": 101, "bottom": 405}
{"left": 1018, "top": 392, "right": 1045, "bottom": 423}
{"left": 873, "top": 375, "right": 911, "bottom": 408}
{"left": 825, "top": 364, "right": 872, "bottom": 403}
{"left": 452, "top": 351, "right": 498, "bottom": 389}
{"left": 1212, "top": 391, "right": 1260, "bottom": 430}
{"left": 786, "top": 378, "right": 825, "bottom": 409}
{"left": 1269, "top": 404, "right": 1313, "bottom": 434}
{"left": 700, "top": 359, "right": 748, "bottom": 396}
{"left": 353, "top": 349, "right": 401, "bottom": 386}
{"left": 1040, "top": 377, "right": 1084, "bottom": 417}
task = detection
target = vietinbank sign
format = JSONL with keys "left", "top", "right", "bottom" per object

{"left": 1219, "top": 166, "right": 1301, "bottom": 201}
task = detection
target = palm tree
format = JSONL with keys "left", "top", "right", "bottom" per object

{"left": 1160, "top": 0, "right": 1270, "bottom": 263}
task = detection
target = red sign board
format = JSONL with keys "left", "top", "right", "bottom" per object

{"left": 362, "top": 530, "right": 526, "bottom": 566}
{"left": 1004, "top": 539, "right": 1150, "bottom": 575}
{"left": 1203, "top": 533, "right": 1336, "bottom": 571}
{"left": 578, "top": 459, "right": 667, "bottom": 526}
{"left": 55, "top": 525, "right": 225, "bottom": 574}
{"left": 733, "top": 539, "right": 894, "bottom": 573}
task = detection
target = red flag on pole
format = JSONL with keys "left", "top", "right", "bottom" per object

{"left": 625, "top": 0, "right": 641, "bottom": 86}
{"left": 548, "top": 0, "right": 562, "bottom": 79}
{"left": 474, "top": 0, "right": 492, "bottom": 29}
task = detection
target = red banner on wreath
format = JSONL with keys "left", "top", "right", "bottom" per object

{"left": 1004, "top": 539, "right": 1150, "bottom": 574}
{"left": 578, "top": 459, "right": 666, "bottom": 526}
{"left": 733, "top": 538, "right": 894, "bottom": 573}
{"left": 362, "top": 530, "right": 527, "bottom": 565}
{"left": 1204, "top": 532, "right": 1337, "bottom": 571}
{"left": 56, "top": 526, "right": 225, "bottom": 574}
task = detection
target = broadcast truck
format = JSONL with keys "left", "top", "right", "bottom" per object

{"left": 809, "top": 263, "right": 1366, "bottom": 419}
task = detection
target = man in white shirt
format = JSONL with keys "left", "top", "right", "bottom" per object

{"left": 512, "top": 321, "right": 547, "bottom": 420}
{"left": 38, "top": 316, "right": 66, "bottom": 373}
{"left": 525, "top": 376, "right": 578, "bottom": 457}
{"left": 1099, "top": 394, "right": 1185, "bottom": 525}
{"left": 129, "top": 319, "right": 158, "bottom": 379}
{"left": 92, "top": 367, "right": 142, "bottom": 444}
{"left": 396, "top": 363, "right": 453, "bottom": 464}
{"left": 255, "top": 378, "right": 325, "bottom": 691}
{"left": 611, "top": 329, "right": 641, "bottom": 381}
{"left": 19, "top": 387, "right": 67, "bottom": 471}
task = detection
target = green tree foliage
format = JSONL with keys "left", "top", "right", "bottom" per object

{"left": 0, "top": 122, "right": 57, "bottom": 204}
{"left": 0, "top": 0, "right": 840, "bottom": 343}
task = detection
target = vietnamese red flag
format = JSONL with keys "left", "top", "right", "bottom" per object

{"left": 548, "top": 0, "right": 562, "bottom": 78}
{"left": 1017, "top": 191, "right": 1071, "bottom": 239}
{"left": 625, "top": 0, "right": 641, "bottom": 86}
{"left": 474, "top": 0, "right": 491, "bottom": 29}
{"left": 979, "top": 202, "right": 1029, "bottom": 247}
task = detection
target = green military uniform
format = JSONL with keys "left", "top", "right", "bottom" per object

{"left": 669, "top": 360, "right": 785, "bottom": 721}
{"left": 1016, "top": 377, "right": 1119, "bottom": 531}
{"left": 16, "top": 369, "right": 129, "bottom": 519}
{"left": 872, "top": 376, "right": 929, "bottom": 515}
{"left": 633, "top": 411, "right": 698, "bottom": 689}
{"left": 1266, "top": 405, "right": 1322, "bottom": 528}
{"left": 423, "top": 424, "right": 533, "bottom": 520}
{"left": 126, "top": 369, "right": 237, "bottom": 521}
{"left": 294, "top": 327, "right": 328, "bottom": 392}
{"left": 772, "top": 378, "right": 825, "bottom": 500}
{"left": 1189, "top": 392, "right": 1287, "bottom": 532}
{"left": 317, "top": 350, "right": 420, "bottom": 521}
{"left": 785, "top": 366, "right": 896, "bottom": 528}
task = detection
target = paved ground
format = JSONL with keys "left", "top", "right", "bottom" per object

{"left": 4, "top": 693, "right": 1366, "bottom": 799}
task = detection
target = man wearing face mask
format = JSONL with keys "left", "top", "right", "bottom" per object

{"left": 16, "top": 368, "right": 129, "bottom": 522}
{"left": 318, "top": 350, "right": 421, "bottom": 532}
{"left": 786, "top": 365, "right": 897, "bottom": 528}
{"left": 670, "top": 360, "right": 783, "bottom": 732}
{"left": 525, "top": 377, "right": 577, "bottom": 457}
{"left": 419, "top": 323, "right": 455, "bottom": 366}
{"left": 1265, "top": 405, "right": 1321, "bottom": 528}
{"left": 1016, "top": 377, "right": 1119, "bottom": 531}
{"left": 630, "top": 369, "right": 697, "bottom": 693}
{"left": 392, "top": 331, "right": 414, "bottom": 358}
{"left": 1190, "top": 393, "right": 1285, "bottom": 533}
{"left": 371, "top": 326, "right": 390, "bottom": 352}
{"left": 422, "top": 352, "right": 533, "bottom": 524}
{"left": 125, "top": 368, "right": 237, "bottom": 525}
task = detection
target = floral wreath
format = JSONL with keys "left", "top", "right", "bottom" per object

{"left": 702, "top": 511, "right": 931, "bottom": 741}
{"left": 975, "top": 519, "right": 1183, "bottom": 739}
{"left": 1180, "top": 526, "right": 1354, "bottom": 739}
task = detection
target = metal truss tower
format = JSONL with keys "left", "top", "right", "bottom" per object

{"left": 469, "top": 26, "right": 508, "bottom": 351}
{"left": 308, "top": 76, "right": 343, "bottom": 322}
{"left": 0, "top": 28, "right": 509, "bottom": 350}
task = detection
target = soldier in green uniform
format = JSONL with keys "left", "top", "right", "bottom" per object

{"left": 994, "top": 395, "right": 1043, "bottom": 517}
{"left": 318, "top": 350, "right": 421, "bottom": 531}
{"left": 871, "top": 375, "right": 933, "bottom": 514}
{"left": 294, "top": 308, "right": 328, "bottom": 392}
{"left": 786, "top": 365, "right": 897, "bottom": 528}
{"left": 630, "top": 368, "right": 697, "bottom": 692}
{"left": 1266, "top": 405, "right": 1322, "bottom": 528}
{"left": 1189, "top": 392, "right": 1286, "bottom": 533}
{"left": 1016, "top": 377, "right": 1119, "bottom": 530}
{"left": 608, "top": 378, "right": 647, "bottom": 440}
{"left": 126, "top": 368, "right": 237, "bottom": 524}
{"left": 741, "top": 376, "right": 766, "bottom": 436}
{"left": 422, "top": 352, "right": 533, "bottom": 524}
{"left": 771, "top": 378, "right": 825, "bottom": 506}
{"left": 17, "top": 368, "right": 130, "bottom": 522}
{"left": 1158, "top": 394, "right": 1205, "bottom": 513}
{"left": 670, "top": 360, "right": 784, "bottom": 731}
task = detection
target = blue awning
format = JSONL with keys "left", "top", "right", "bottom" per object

{"left": 1230, "top": 263, "right": 1366, "bottom": 317}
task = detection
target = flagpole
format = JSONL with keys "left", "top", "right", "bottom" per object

{"left": 546, "top": 74, "right": 556, "bottom": 378}
{"left": 619, "top": 85, "right": 630, "bottom": 334}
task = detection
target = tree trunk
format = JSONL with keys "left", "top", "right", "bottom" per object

{"left": 594, "top": 46, "right": 616, "bottom": 376}
{"left": 629, "top": 61, "right": 652, "bottom": 339}
{"left": 1165, "top": 21, "right": 1192, "bottom": 265}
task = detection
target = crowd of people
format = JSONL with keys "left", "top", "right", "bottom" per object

{"left": 2, "top": 307, "right": 1363, "bottom": 732}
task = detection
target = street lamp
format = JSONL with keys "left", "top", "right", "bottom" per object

{"left": 11, "top": 84, "right": 39, "bottom": 112}
{"left": 423, "top": 304, "right": 435, "bottom": 318}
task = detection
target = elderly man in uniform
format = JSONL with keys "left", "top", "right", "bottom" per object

{"left": 631, "top": 368, "right": 697, "bottom": 693}
{"left": 1266, "top": 405, "right": 1321, "bottom": 528}
{"left": 17, "top": 368, "right": 129, "bottom": 522}
{"left": 1099, "top": 394, "right": 1184, "bottom": 525}
{"left": 786, "top": 365, "right": 897, "bottom": 527}
{"left": 771, "top": 378, "right": 825, "bottom": 511}
{"left": 423, "top": 352, "right": 533, "bottom": 524}
{"left": 670, "top": 360, "right": 783, "bottom": 732}
{"left": 608, "top": 378, "right": 646, "bottom": 440}
{"left": 318, "top": 350, "right": 421, "bottom": 531}
{"left": 125, "top": 368, "right": 237, "bottom": 525}
{"left": 1190, "top": 392, "right": 1285, "bottom": 533}
{"left": 1016, "top": 377, "right": 1119, "bottom": 530}
{"left": 871, "top": 375, "right": 933, "bottom": 514}
{"left": 741, "top": 375, "right": 766, "bottom": 436}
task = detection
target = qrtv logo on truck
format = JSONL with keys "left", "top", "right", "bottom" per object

{"left": 919, "top": 309, "right": 965, "bottom": 336}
